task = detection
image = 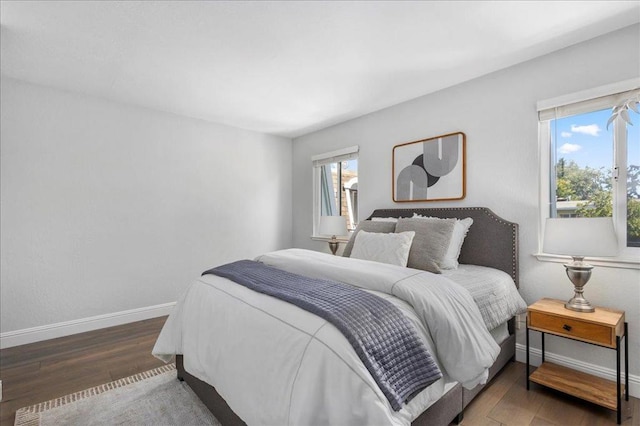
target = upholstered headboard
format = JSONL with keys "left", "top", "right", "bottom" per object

{"left": 367, "top": 207, "right": 519, "bottom": 288}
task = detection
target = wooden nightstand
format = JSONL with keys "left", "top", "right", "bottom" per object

{"left": 526, "top": 298, "right": 628, "bottom": 424}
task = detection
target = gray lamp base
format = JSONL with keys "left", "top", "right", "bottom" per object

{"left": 564, "top": 297, "right": 595, "bottom": 313}
{"left": 564, "top": 257, "right": 595, "bottom": 313}
{"left": 328, "top": 239, "right": 339, "bottom": 256}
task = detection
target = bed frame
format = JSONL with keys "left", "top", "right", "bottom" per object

{"left": 176, "top": 207, "right": 519, "bottom": 426}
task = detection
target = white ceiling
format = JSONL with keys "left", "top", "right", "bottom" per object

{"left": 1, "top": 1, "right": 639, "bottom": 138}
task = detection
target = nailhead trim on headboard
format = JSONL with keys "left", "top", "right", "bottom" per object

{"left": 367, "top": 207, "right": 519, "bottom": 288}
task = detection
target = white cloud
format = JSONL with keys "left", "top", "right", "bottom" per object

{"left": 561, "top": 131, "right": 572, "bottom": 138}
{"left": 570, "top": 124, "right": 601, "bottom": 136}
{"left": 558, "top": 143, "right": 582, "bottom": 154}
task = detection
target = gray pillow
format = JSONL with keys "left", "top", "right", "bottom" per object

{"left": 395, "top": 217, "right": 457, "bottom": 273}
{"left": 343, "top": 220, "right": 397, "bottom": 257}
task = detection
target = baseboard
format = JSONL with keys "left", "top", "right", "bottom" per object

{"left": 516, "top": 343, "right": 640, "bottom": 398}
{"left": 0, "top": 302, "right": 176, "bottom": 349}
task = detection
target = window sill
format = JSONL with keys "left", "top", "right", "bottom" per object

{"left": 534, "top": 253, "right": 640, "bottom": 270}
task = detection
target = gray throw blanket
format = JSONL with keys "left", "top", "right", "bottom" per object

{"left": 203, "top": 260, "right": 442, "bottom": 411}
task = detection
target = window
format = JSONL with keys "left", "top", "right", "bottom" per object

{"left": 312, "top": 146, "right": 359, "bottom": 237}
{"left": 538, "top": 81, "right": 639, "bottom": 263}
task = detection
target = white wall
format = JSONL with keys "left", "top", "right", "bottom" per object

{"left": 292, "top": 25, "right": 640, "bottom": 392}
{"left": 0, "top": 77, "right": 292, "bottom": 335}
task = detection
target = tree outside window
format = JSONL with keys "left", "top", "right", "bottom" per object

{"left": 550, "top": 107, "right": 639, "bottom": 248}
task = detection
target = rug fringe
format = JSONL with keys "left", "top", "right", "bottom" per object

{"left": 14, "top": 363, "right": 176, "bottom": 424}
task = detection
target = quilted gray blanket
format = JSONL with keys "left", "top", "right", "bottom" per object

{"left": 203, "top": 260, "right": 442, "bottom": 411}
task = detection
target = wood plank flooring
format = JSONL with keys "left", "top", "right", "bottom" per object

{"left": 0, "top": 316, "right": 637, "bottom": 426}
{"left": 0, "top": 317, "right": 167, "bottom": 426}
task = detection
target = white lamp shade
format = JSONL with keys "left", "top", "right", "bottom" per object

{"left": 318, "top": 216, "right": 348, "bottom": 237}
{"left": 543, "top": 217, "right": 618, "bottom": 257}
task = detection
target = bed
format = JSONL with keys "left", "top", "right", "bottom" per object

{"left": 153, "top": 207, "right": 525, "bottom": 425}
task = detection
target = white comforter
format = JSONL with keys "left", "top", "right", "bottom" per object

{"left": 153, "top": 249, "right": 501, "bottom": 426}
{"left": 443, "top": 265, "right": 527, "bottom": 331}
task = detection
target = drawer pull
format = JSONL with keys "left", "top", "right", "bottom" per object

{"left": 563, "top": 324, "right": 572, "bottom": 332}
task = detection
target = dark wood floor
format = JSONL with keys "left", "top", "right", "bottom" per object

{"left": 0, "top": 316, "right": 637, "bottom": 426}
{"left": 0, "top": 316, "right": 168, "bottom": 426}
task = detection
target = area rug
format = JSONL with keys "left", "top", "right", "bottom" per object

{"left": 14, "top": 363, "right": 221, "bottom": 426}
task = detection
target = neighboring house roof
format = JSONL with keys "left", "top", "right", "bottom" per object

{"left": 556, "top": 200, "right": 594, "bottom": 212}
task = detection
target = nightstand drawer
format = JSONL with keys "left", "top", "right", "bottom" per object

{"left": 528, "top": 311, "right": 614, "bottom": 347}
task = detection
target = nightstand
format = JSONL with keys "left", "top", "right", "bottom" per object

{"left": 526, "top": 298, "right": 628, "bottom": 424}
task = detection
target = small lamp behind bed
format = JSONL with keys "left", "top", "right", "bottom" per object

{"left": 318, "top": 215, "right": 349, "bottom": 255}
{"left": 543, "top": 217, "right": 618, "bottom": 313}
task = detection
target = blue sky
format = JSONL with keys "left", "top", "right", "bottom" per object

{"left": 552, "top": 108, "right": 640, "bottom": 171}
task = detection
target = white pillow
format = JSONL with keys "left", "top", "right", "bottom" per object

{"left": 412, "top": 214, "right": 473, "bottom": 269}
{"left": 350, "top": 230, "right": 415, "bottom": 267}
{"left": 371, "top": 217, "right": 398, "bottom": 223}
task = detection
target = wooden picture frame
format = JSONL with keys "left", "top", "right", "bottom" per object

{"left": 392, "top": 132, "right": 466, "bottom": 202}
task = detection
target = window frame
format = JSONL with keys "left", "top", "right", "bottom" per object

{"left": 311, "top": 146, "right": 359, "bottom": 239}
{"left": 536, "top": 79, "right": 640, "bottom": 269}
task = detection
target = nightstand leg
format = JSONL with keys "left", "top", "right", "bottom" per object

{"left": 526, "top": 318, "right": 530, "bottom": 390}
{"left": 625, "top": 322, "right": 629, "bottom": 401}
{"left": 617, "top": 334, "right": 621, "bottom": 425}
{"left": 541, "top": 332, "right": 545, "bottom": 363}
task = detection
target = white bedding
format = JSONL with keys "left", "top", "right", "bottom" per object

{"left": 489, "top": 322, "right": 510, "bottom": 344}
{"left": 443, "top": 265, "right": 527, "bottom": 331}
{"left": 153, "top": 249, "right": 504, "bottom": 425}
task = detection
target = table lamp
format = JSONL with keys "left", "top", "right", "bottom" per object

{"left": 318, "top": 216, "right": 348, "bottom": 255}
{"left": 543, "top": 217, "right": 618, "bottom": 312}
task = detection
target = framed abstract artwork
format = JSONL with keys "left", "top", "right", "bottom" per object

{"left": 392, "top": 132, "right": 466, "bottom": 202}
